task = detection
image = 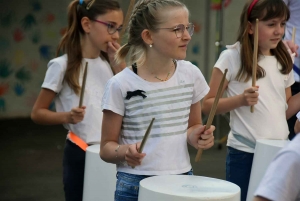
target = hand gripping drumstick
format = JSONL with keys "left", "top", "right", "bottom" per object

{"left": 79, "top": 62, "right": 88, "bottom": 107}
{"left": 118, "top": 0, "right": 136, "bottom": 44}
{"left": 131, "top": 118, "right": 155, "bottom": 168}
{"left": 251, "top": 19, "right": 259, "bottom": 113}
{"left": 195, "top": 69, "right": 228, "bottom": 162}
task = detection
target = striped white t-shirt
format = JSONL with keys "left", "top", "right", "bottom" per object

{"left": 102, "top": 60, "right": 209, "bottom": 175}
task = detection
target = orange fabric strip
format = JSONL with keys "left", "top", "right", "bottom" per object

{"left": 68, "top": 131, "right": 88, "bottom": 151}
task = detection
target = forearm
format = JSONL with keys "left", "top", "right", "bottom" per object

{"left": 31, "top": 109, "right": 69, "bottom": 125}
{"left": 100, "top": 142, "right": 130, "bottom": 164}
{"left": 286, "top": 92, "right": 300, "bottom": 119}
{"left": 253, "top": 196, "right": 270, "bottom": 201}
{"left": 202, "top": 95, "right": 243, "bottom": 115}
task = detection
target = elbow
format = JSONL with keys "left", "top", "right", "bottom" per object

{"left": 31, "top": 110, "right": 39, "bottom": 124}
{"left": 99, "top": 148, "right": 109, "bottom": 163}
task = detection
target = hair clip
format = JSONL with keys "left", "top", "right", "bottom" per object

{"left": 79, "top": 0, "right": 84, "bottom": 5}
{"left": 86, "top": 0, "right": 95, "bottom": 10}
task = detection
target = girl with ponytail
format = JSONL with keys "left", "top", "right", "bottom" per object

{"left": 31, "top": 0, "right": 124, "bottom": 200}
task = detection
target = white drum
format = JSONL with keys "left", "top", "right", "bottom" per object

{"left": 138, "top": 175, "right": 240, "bottom": 201}
{"left": 246, "top": 139, "right": 289, "bottom": 201}
{"left": 82, "top": 144, "right": 116, "bottom": 201}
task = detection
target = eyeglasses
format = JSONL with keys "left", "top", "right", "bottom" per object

{"left": 156, "top": 23, "right": 194, "bottom": 38}
{"left": 92, "top": 19, "right": 123, "bottom": 35}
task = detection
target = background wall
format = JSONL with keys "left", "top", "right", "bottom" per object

{"left": 0, "top": 0, "right": 245, "bottom": 119}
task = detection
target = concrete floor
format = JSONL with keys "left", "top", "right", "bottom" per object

{"left": 1, "top": 117, "right": 229, "bottom": 201}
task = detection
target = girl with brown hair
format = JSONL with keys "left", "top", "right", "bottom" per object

{"left": 202, "top": 0, "right": 300, "bottom": 200}
{"left": 31, "top": 0, "right": 125, "bottom": 200}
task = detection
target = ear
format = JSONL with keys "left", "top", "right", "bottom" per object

{"left": 248, "top": 21, "right": 254, "bottom": 35}
{"left": 141, "top": 29, "right": 153, "bottom": 46}
{"left": 81, "top": 17, "right": 91, "bottom": 33}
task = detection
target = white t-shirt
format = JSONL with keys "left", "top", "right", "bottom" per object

{"left": 254, "top": 134, "right": 300, "bottom": 201}
{"left": 102, "top": 60, "right": 209, "bottom": 175}
{"left": 215, "top": 42, "right": 294, "bottom": 153}
{"left": 42, "top": 54, "right": 113, "bottom": 144}
{"left": 283, "top": 0, "right": 300, "bottom": 81}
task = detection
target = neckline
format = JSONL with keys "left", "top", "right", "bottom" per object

{"left": 128, "top": 61, "right": 178, "bottom": 84}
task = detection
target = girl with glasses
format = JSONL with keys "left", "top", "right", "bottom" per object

{"left": 31, "top": 0, "right": 125, "bottom": 200}
{"left": 100, "top": 0, "right": 215, "bottom": 200}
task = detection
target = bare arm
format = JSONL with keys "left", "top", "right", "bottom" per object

{"left": 286, "top": 87, "right": 300, "bottom": 119}
{"left": 31, "top": 88, "right": 85, "bottom": 125}
{"left": 186, "top": 101, "right": 215, "bottom": 150}
{"left": 202, "top": 68, "right": 259, "bottom": 115}
{"left": 253, "top": 196, "right": 271, "bottom": 201}
{"left": 100, "top": 110, "right": 145, "bottom": 167}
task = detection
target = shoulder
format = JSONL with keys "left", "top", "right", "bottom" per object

{"left": 176, "top": 60, "right": 202, "bottom": 74}
{"left": 47, "top": 54, "right": 68, "bottom": 71}
{"left": 221, "top": 42, "right": 241, "bottom": 58}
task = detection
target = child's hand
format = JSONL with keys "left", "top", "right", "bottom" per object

{"left": 188, "top": 125, "right": 215, "bottom": 150}
{"left": 107, "top": 41, "right": 126, "bottom": 73}
{"left": 68, "top": 106, "right": 86, "bottom": 124}
{"left": 283, "top": 40, "right": 299, "bottom": 57}
{"left": 241, "top": 86, "right": 259, "bottom": 106}
{"left": 124, "top": 142, "right": 146, "bottom": 167}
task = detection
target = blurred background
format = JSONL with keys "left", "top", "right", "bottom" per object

{"left": 0, "top": 0, "right": 245, "bottom": 200}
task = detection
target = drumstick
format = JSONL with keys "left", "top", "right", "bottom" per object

{"left": 131, "top": 118, "right": 155, "bottom": 168}
{"left": 79, "top": 62, "right": 88, "bottom": 107}
{"left": 292, "top": 27, "right": 296, "bottom": 43}
{"left": 195, "top": 69, "right": 228, "bottom": 162}
{"left": 139, "top": 118, "right": 155, "bottom": 153}
{"left": 118, "top": 0, "right": 136, "bottom": 44}
{"left": 250, "top": 19, "right": 259, "bottom": 113}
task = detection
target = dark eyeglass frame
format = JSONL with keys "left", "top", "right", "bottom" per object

{"left": 92, "top": 19, "right": 123, "bottom": 35}
{"left": 156, "top": 23, "right": 195, "bottom": 38}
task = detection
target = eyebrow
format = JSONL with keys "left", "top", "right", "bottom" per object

{"left": 106, "top": 21, "right": 123, "bottom": 27}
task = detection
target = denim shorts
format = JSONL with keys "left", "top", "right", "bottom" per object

{"left": 115, "top": 170, "right": 193, "bottom": 201}
{"left": 226, "top": 146, "right": 254, "bottom": 201}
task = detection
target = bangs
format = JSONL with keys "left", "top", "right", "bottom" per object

{"left": 260, "top": 0, "right": 290, "bottom": 21}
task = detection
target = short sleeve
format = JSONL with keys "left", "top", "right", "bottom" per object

{"left": 101, "top": 78, "right": 125, "bottom": 116}
{"left": 214, "top": 49, "right": 235, "bottom": 82}
{"left": 285, "top": 70, "right": 295, "bottom": 88}
{"left": 41, "top": 60, "right": 65, "bottom": 93}
{"left": 254, "top": 152, "right": 300, "bottom": 201}
{"left": 191, "top": 64, "right": 210, "bottom": 104}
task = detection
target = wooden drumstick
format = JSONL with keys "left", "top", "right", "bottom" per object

{"left": 79, "top": 62, "right": 88, "bottom": 107}
{"left": 139, "top": 118, "right": 155, "bottom": 153}
{"left": 292, "top": 27, "right": 296, "bottom": 43}
{"left": 118, "top": 0, "right": 136, "bottom": 44}
{"left": 131, "top": 118, "right": 155, "bottom": 168}
{"left": 251, "top": 19, "right": 259, "bottom": 113}
{"left": 195, "top": 69, "right": 228, "bottom": 162}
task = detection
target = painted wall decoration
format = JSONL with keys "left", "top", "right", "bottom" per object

{"left": 0, "top": 0, "right": 243, "bottom": 119}
{"left": 0, "top": 0, "right": 68, "bottom": 118}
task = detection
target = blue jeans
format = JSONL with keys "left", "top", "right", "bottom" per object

{"left": 226, "top": 146, "right": 254, "bottom": 201}
{"left": 115, "top": 170, "right": 193, "bottom": 201}
{"left": 63, "top": 139, "right": 86, "bottom": 201}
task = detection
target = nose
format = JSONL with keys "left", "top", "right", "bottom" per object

{"left": 182, "top": 28, "right": 191, "bottom": 41}
{"left": 275, "top": 24, "right": 284, "bottom": 35}
{"left": 111, "top": 31, "right": 120, "bottom": 40}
